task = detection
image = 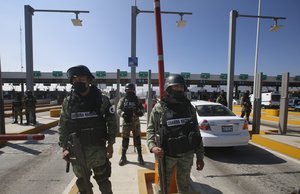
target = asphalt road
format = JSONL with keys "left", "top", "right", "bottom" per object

{"left": 1, "top": 115, "right": 300, "bottom": 194}
{"left": 190, "top": 142, "right": 300, "bottom": 194}
{"left": 0, "top": 126, "right": 73, "bottom": 194}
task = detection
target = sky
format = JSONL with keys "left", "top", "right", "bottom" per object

{"left": 1, "top": 0, "right": 299, "bottom": 79}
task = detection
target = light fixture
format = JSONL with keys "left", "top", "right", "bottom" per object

{"left": 176, "top": 14, "right": 187, "bottom": 28}
{"left": 71, "top": 12, "right": 82, "bottom": 26}
{"left": 269, "top": 18, "right": 283, "bottom": 32}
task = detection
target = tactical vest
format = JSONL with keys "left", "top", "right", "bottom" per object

{"left": 24, "top": 96, "right": 36, "bottom": 108}
{"left": 66, "top": 90, "right": 107, "bottom": 146}
{"left": 123, "top": 94, "right": 139, "bottom": 123}
{"left": 161, "top": 102, "right": 201, "bottom": 157}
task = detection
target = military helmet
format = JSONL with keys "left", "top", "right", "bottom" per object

{"left": 125, "top": 83, "right": 135, "bottom": 91}
{"left": 164, "top": 74, "right": 187, "bottom": 92}
{"left": 66, "top": 65, "right": 94, "bottom": 82}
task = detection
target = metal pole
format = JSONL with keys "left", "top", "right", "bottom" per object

{"left": 253, "top": 0, "right": 261, "bottom": 92}
{"left": 24, "top": 5, "right": 34, "bottom": 91}
{"left": 252, "top": 0, "right": 261, "bottom": 129}
{"left": 147, "top": 70, "right": 152, "bottom": 125}
{"left": 252, "top": 72, "right": 262, "bottom": 134}
{"left": 116, "top": 69, "right": 121, "bottom": 134}
{"left": 226, "top": 10, "right": 238, "bottom": 110}
{"left": 153, "top": 0, "right": 165, "bottom": 98}
{"left": 0, "top": 57, "right": 5, "bottom": 134}
{"left": 131, "top": 6, "right": 137, "bottom": 85}
{"left": 279, "top": 72, "right": 289, "bottom": 134}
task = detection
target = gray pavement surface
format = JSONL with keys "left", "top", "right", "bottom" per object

{"left": 1, "top": 109, "right": 300, "bottom": 194}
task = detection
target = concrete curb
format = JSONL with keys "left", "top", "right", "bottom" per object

{"left": 0, "top": 120, "right": 59, "bottom": 148}
{"left": 251, "top": 134, "right": 300, "bottom": 160}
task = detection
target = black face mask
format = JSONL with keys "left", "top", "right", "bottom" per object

{"left": 170, "top": 90, "right": 185, "bottom": 101}
{"left": 73, "top": 82, "right": 88, "bottom": 94}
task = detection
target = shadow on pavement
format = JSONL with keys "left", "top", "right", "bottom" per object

{"left": 204, "top": 144, "right": 286, "bottom": 165}
{"left": 190, "top": 178, "right": 222, "bottom": 194}
{"left": 6, "top": 142, "right": 42, "bottom": 155}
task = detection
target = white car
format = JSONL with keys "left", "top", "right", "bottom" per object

{"left": 191, "top": 100, "right": 250, "bottom": 147}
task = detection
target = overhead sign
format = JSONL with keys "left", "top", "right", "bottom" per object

{"left": 52, "top": 71, "right": 63, "bottom": 77}
{"left": 276, "top": 75, "right": 282, "bottom": 81}
{"left": 139, "top": 71, "right": 148, "bottom": 78}
{"left": 128, "top": 57, "right": 138, "bottom": 67}
{"left": 220, "top": 73, "right": 227, "bottom": 80}
{"left": 201, "top": 73, "right": 210, "bottom": 79}
{"left": 164, "top": 72, "right": 170, "bottom": 78}
{"left": 262, "top": 74, "right": 268, "bottom": 80}
{"left": 294, "top": 75, "right": 300, "bottom": 81}
{"left": 181, "top": 72, "right": 190, "bottom": 79}
{"left": 96, "top": 71, "right": 106, "bottom": 77}
{"left": 239, "top": 74, "right": 248, "bottom": 80}
{"left": 33, "top": 71, "right": 41, "bottom": 77}
{"left": 119, "top": 71, "right": 128, "bottom": 77}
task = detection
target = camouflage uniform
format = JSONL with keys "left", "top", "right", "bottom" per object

{"left": 23, "top": 91, "right": 37, "bottom": 125}
{"left": 240, "top": 93, "right": 252, "bottom": 122}
{"left": 147, "top": 100, "right": 204, "bottom": 194}
{"left": 216, "top": 94, "right": 227, "bottom": 106}
{"left": 117, "top": 90, "right": 145, "bottom": 166}
{"left": 12, "top": 92, "right": 23, "bottom": 124}
{"left": 59, "top": 85, "right": 117, "bottom": 194}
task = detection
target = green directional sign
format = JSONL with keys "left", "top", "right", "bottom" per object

{"left": 294, "top": 75, "right": 300, "bottom": 81}
{"left": 139, "top": 71, "right": 148, "bottom": 78}
{"left": 276, "top": 75, "right": 282, "bottom": 81}
{"left": 181, "top": 72, "right": 190, "bottom": 79}
{"left": 33, "top": 71, "right": 41, "bottom": 77}
{"left": 201, "top": 73, "right": 210, "bottom": 79}
{"left": 52, "top": 71, "right": 63, "bottom": 77}
{"left": 262, "top": 74, "right": 268, "bottom": 80}
{"left": 119, "top": 71, "right": 128, "bottom": 77}
{"left": 96, "top": 71, "right": 106, "bottom": 77}
{"left": 220, "top": 73, "right": 227, "bottom": 80}
{"left": 164, "top": 72, "right": 170, "bottom": 78}
{"left": 239, "top": 74, "right": 248, "bottom": 80}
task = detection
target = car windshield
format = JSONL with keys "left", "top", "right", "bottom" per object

{"left": 195, "top": 104, "right": 236, "bottom": 116}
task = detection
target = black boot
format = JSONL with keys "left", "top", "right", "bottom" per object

{"left": 137, "top": 148, "right": 145, "bottom": 165}
{"left": 98, "top": 179, "right": 113, "bottom": 194}
{"left": 119, "top": 149, "right": 127, "bottom": 166}
{"left": 119, "top": 137, "right": 129, "bottom": 166}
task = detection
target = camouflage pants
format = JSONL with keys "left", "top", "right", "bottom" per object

{"left": 72, "top": 145, "right": 112, "bottom": 194}
{"left": 13, "top": 107, "right": 23, "bottom": 123}
{"left": 159, "top": 150, "right": 194, "bottom": 194}
{"left": 241, "top": 108, "right": 251, "bottom": 122}
{"left": 25, "top": 107, "right": 36, "bottom": 123}
{"left": 122, "top": 120, "right": 141, "bottom": 150}
{"left": 122, "top": 120, "right": 141, "bottom": 138}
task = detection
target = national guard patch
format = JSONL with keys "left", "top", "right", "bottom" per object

{"left": 109, "top": 105, "right": 115, "bottom": 114}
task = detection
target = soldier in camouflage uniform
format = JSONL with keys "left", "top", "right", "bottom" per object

{"left": 12, "top": 92, "right": 23, "bottom": 124}
{"left": 117, "top": 83, "right": 145, "bottom": 166}
{"left": 240, "top": 91, "right": 252, "bottom": 122}
{"left": 216, "top": 91, "right": 227, "bottom": 106}
{"left": 147, "top": 74, "right": 205, "bottom": 194}
{"left": 23, "top": 90, "right": 37, "bottom": 125}
{"left": 58, "top": 65, "right": 117, "bottom": 194}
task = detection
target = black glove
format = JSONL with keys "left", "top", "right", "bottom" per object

{"left": 122, "top": 113, "right": 132, "bottom": 123}
{"left": 135, "top": 109, "right": 144, "bottom": 117}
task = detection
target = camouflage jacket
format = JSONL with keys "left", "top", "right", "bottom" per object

{"left": 58, "top": 87, "right": 117, "bottom": 149}
{"left": 117, "top": 95, "right": 144, "bottom": 123}
{"left": 147, "top": 99, "right": 205, "bottom": 160}
{"left": 216, "top": 96, "right": 227, "bottom": 106}
{"left": 241, "top": 96, "right": 252, "bottom": 111}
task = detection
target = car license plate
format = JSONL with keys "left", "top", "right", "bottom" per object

{"left": 222, "top": 126, "right": 233, "bottom": 132}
